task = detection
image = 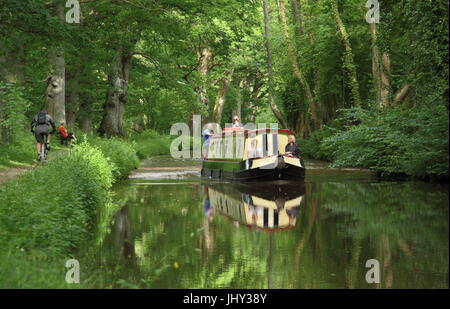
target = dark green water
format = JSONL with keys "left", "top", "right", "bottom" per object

{"left": 95, "top": 157, "right": 449, "bottom": 288}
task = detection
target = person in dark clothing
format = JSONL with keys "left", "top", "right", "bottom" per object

{"left": 284, "top": 135, "right": 300, "bottom": 158}
{"left": 31, "top": 109, "right": 56, "bottom": 161}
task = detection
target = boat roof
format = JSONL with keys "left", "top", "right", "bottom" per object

{"left": 210, "top": 128, "right": 295, "bottom": 138}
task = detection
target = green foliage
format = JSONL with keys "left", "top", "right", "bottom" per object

{"left": 130, "top": 130, "right": 172, "bottom": 159}
{"left": 315, "top": 105, "right": 449, "bottom": 178}
{"left": 87, "top": 137, "right": 139, "bottom": 180}
{"left": 299, "top": 125, "right": 337, "bottom": 161}
{"left": 0, "top": 82, "right": 31, "bottom": 143}
{"left": 0, "top": 143, "right": 114, "bottom": 256}
{"left": 0, "top": 132, "right": 35, "bottom": 168}
{"left": 379, "top": 0, "right": 449, "bottom": 106}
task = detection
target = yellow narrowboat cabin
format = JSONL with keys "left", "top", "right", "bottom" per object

{"left": 201, "top": 128, "right": 305, "bottom": 181}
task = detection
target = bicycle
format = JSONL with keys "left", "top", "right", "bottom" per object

{"left": 38, "top": 133, "right": 49, "bottom": 165}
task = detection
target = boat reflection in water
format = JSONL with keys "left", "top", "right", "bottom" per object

{"left": 204, "top": 181, "right": 305, "bottom": 231}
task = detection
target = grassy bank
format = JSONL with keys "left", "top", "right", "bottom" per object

{"left": 0, "top": 132, "right": 171, "bottom": 288}
{"left": 0, "top": 132, "right": 38, "bottom": 170}
{"left": 300, "top": 105, "right": 449, "bottom": 180}
{"left": 0, "top": 129, "right": 171, "bottom": 170}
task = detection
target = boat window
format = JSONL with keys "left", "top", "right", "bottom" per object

{"left": 215, "top": 138, "right": 223, "bottom": 158}
{"left": 235, "top": 133, "right": 245, "bottom": 159}
{"left": 209, "top": 138, "right": 223, "bottom": 159}
{"left": 223, "top": 133, "right": 234, "bottom": 159}
{"left": 246, "top": 136, "right": 263, "bottom": 158}
{"left": 262, "top": 134, "right": 268, "bottom": 157}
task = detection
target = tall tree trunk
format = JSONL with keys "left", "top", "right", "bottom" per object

{"left": 290, "top": 0, "right": 305, "bottom": 36}
{"left": 380, "top": 51, "right": 392, "bottom": 106}
{"left": 370, "top": 23, "right": 392, "bottom": 107}
{"left": 0, "top": 35, "right": 25, "bottom": 144}
{"left": 369, "top": 23, "right": 382, "bottom": 105}
{"left": 291, "top": 0, "right": 325, "bottom": 129}
{"left": 195, "top": 47, "right": 213, "bottom": 108}
{"left": 65, "top": 61, "right": 81, "bottom": 129}
{"left": 330, "top": 0, "right": 362, "bottom": 107}
{"left": 46, "top": 2, "right": 66, "bottom": 124}
{"left": 99, "top": 51, "right": 133, "bottom": 137}
{"left": 278, "top": 0, "right": 318, "bottom": 130}
{"left": 244, "top": 74, "right": 261, "bottom": 123}
{"left": 79, "top": 90, "right": 94, "bottom": 134}
{"left": 232, "top": 80, "right": 242, "bottom": 122}
{"left": 212, "top": 69, "right": 234, "bottom": 124}
{"left": 263, "top": 0, "right": 289, "bottom": 129}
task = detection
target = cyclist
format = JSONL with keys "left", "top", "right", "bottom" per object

{"left": 31, "top": 109, "right": 56, "bottom": 161}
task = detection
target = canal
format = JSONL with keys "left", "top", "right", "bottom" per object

{"left": 93, "top": 156, "right": 449, "bottom": 288}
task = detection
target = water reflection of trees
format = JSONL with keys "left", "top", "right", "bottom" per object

{"left": 319, "top": 181, "right": 448, "bottom": 288}
{"left": 95, "top": 181, "right": 447, "bottom": 289}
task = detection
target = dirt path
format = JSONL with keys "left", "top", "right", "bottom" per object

{"left": 0, "top": 165, "right": 34, "bottom": 183}
{"left": 0, "top": 149, "right": 70, "bottom": 184}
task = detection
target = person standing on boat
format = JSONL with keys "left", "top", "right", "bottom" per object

{"left": 232, "top": 115, "right": 243, "bottom": 129}
{"left": 285, "top": 135, "right": 300, "bottom": 158}
{"left": 202, "top": 123, "right": 213, "bottom": 159}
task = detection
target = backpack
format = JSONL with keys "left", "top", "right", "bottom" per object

{"left": 37, "top": 112, "right": 47, "bottom": 125}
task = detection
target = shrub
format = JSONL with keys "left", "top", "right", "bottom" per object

{"left": 320, "top": 105, "right": 449, "bottom": 177}
{"left": 130, "top": 130, "right": 171, "bottom": 159}
{"left": 299, "top": 126, "right": 337, "bottom": 161}
{"left": 88, "top": 137, "right": 139, "bottom": 180}
{"left": 0, "top": 143, "right": 114, "bottom": 256}
{"left": 0, "top": 132, "right": 35, "bottom": 168}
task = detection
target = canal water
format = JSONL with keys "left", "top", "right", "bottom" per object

{"left": 94, "top": 156, "right": 448, "bottom": 288}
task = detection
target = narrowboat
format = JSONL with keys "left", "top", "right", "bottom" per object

{"left": 201, "top": 128, "right": 305, "bottom": 181}
{"left": 204, "top": 182, "right": 305, "bottom": 231}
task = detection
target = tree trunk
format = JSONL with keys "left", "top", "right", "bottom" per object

{"left": 330, "top": 0, "right": 362, "bottom": 107}
{"left": 392, "top": 83, "right": 412, "bottom": 105}
{"left": 65, "top": 62, "right": 80, "bottom": 129}
{"left": 232, "top": 81, "right": 242, "bottom": 122}
{"left": 0, "top": 35, "right": 25, "bottom": 144}
{"left": 46, "top": 52, "right": 66, "bottom": 124}
{"left": 212, "top": 69, "right": 234, "bottom": 124}
{"left": 244, "top": 75, "right": 260, "bottom": 123}
{"left": 290, "top": 0, "right": 305, "bottom": 36}
{"left": 46, "top": 2, "right": 66, "bottom": 124}
{"left": 278, "top": 0, "right": 317, "bottom": 128}
{"left": 263, "top": 0, "right": 289, "bottom": 129}
{"left": 0, "top": 39, "right": 25, "bottom": 85}
{"left": 79, "top": 101, "right": 93, "bottom": 135}
{"left": 370, "top": 23, "right": 392, "bottom": 108}
{"left": 78, "top": 83, "right": 94, "bottom": 134}
{"left": 292, "top": 0, "right": 324, "bottom": 129}
{"left": 380, "top": 51, "right": 392, "bottom": 107}
{"left": 99, "top": 51, "right": 133, "bottom": 137}
{"left": 195, "top": 47, "right": 213, "bottom": 108}
{"left": 370, "top": 23, "right": 382, "bottom": 105}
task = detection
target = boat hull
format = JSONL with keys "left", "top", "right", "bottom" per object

{"left": 201, "top": 156, "right": 305, "bottom": 182}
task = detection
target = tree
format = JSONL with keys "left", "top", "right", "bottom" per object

{"left": 329, "top": 0, "right": 362, "bottom": 107}
{"left": 262, "top": 0, "right": 289, "bottom": 129}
